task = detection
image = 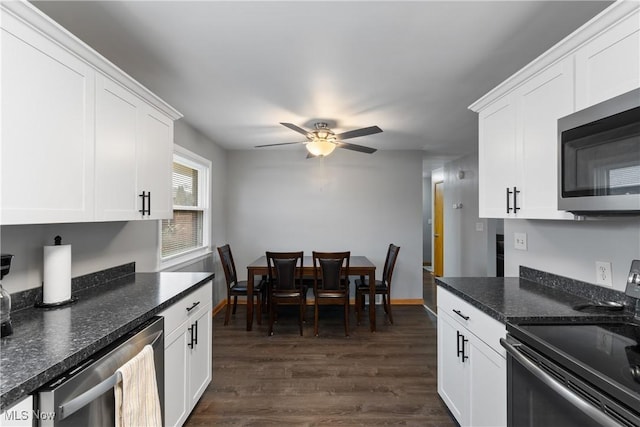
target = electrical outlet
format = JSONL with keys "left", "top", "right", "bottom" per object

{"left": 514, "top": 232, "right": 527, "bottom": 250}
{"left": 595, "top": 261, "right": 613, "bottom": 287}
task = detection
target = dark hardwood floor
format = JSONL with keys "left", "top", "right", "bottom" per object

{"left": 185, "top": 295, "right": 454, "bottom": 426}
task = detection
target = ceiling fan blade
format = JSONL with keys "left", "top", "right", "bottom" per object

{"left": 306, "top": 152, "right": 318, "bottom": 159}
{"left": 336, "top": 142, "right": 377, "bottom": 154}
{"left": 335, "top": 125, "right": 382, "bottom": 140}
{"left": 255, "top": 141, "right": 305, "bottom": 148}
{"left": 280, "top": 122, "right": 310, "bottom": 136}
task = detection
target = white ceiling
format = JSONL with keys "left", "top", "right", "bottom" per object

{"left": 32, "top": 0, "right": 611, "bottom": 168}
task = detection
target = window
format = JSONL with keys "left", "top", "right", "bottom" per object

{"left": 160, "top": 146, "right": 211, "bottom": 267}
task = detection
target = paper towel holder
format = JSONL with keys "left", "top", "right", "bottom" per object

{"left": 35, "top": 235, "right": 78, "bottom": 309}
{"left": 35, "top": 295, "right": 78, "bottom": 309}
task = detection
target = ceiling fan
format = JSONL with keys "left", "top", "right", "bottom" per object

{"left": 255, "top": 122, "right": 383, "bottom": 157}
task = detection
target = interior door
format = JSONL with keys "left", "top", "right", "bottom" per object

{"left": 434, "top": 181, "right": 444, "bottom": 277}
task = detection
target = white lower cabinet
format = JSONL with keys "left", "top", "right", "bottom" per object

{"left": 160, "top": 282, "right": 212, "bottom": 427}
{"left": 188, "top": 307, "right": 212, "bottom": 405}
{"left": 0, "top": 396, "right": 33, "bottom": 427}
{"left": 437, "top": 287, "right": 506, "bottom": 427}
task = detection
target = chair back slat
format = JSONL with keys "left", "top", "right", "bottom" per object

{"left": 313, "top": 251, "right": 350, "bottom": 291}
{"left": 382, "top": 244, "right": 400, "bottom": 286}
{"left": 217, "top": 244, "right": 238, "bottom": 287}
{"left": 266, "top": 251, "right": 304, "bottom": 292}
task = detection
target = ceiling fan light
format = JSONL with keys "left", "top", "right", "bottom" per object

{"left": 306, "top": 139, "right": 336, "bottom": 157}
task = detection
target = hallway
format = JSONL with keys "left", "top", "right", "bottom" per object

{"left": 423, "top": 269, "right": 437, "bottom": 314}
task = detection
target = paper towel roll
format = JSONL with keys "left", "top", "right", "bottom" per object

{"left": 43, "top": 244, "right": 72, "bottom": 304}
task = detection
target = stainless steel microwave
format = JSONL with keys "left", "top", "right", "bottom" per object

{"left": 558, "top": 88, "right": 640, "bottom": 215}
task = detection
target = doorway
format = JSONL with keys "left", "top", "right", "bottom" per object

{"left": 434, "top": 181, "right": 444, "bottom": 276}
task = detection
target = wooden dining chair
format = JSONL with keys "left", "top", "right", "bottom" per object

{"left": 355, "top": 244, "right": 400, "bottom": 325}
{"left": 266, "top": 251, "right": 305, "bottom": 336}
{"left": 312, "top": 251, "right": 350, "bottom": 337}
{"left": 217, "top": 244, "right": 266, "bottom": 326}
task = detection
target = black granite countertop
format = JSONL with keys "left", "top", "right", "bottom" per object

{"left": 435, "top": 276, "right": 634, "bottom": 325}
{"left": 0, "top": 271, "right": 213, "bottom": 410}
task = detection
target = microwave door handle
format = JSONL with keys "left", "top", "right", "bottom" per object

{"left": 499, "top": 338, "right": 620, "bottom": 427}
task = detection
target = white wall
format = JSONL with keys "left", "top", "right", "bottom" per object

{"left": 226, "top": 149, "right": 423, "bottom": 300}
{"left": 173, "top": 121, "right": 228, "bottom": 305}
{"left": 505, "top": 218, "right": 640, "bottom": 292}
{"left": 0, "top": 221, "right": 157, "bottom": 294}
{"left": 0, "top": 121, "right": 229, "bottom": 304}
{"left": 442, "top": 152, "right": 497, "bottom": 277}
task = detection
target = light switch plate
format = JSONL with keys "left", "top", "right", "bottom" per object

{"left": 514, "top": 232, "right": 527, "bottom": 250}
{"left": 595, "top": 261, "right": 613, "bottom": 287}
{"left": 475, "top": 222, "right": 484, "bottom": 232}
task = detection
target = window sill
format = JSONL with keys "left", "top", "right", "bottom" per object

{"left": 160, "top": 247, "right": 212, "bottom": 271}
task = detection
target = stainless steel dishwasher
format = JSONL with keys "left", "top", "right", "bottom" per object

{"left": 38, "top": 317, "right": 164, "bottom": 426}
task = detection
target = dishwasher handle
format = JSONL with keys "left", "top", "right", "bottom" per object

{"left": 57, "top": 331, "right": 162, "bottom": 420}
{"left": 500, "top": 337, "right": 620, "bottom": 427}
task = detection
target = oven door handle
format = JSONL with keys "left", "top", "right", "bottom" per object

{"left": 500, "top": 338, "right": 621, "bottom": 427}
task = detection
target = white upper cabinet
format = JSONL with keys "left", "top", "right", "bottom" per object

{"left": 478, "top": 95, "right": 517, "bottom": 218}
{"left": 1, "top": 9, "right": 95, "bottom": 224}
{"left": 514, "top": 58, "right": 575, "bottom": 220}
{"left": 95, "top": 76, "right": 174, "bottom": 221}
{"left": 477, "top": 58, "right": 574, "bottom": 219}
{"left": 575, "top": 8, "right": 640, "bottom": 110}
{"left": 0, "top": 2, "right": 181, "bottom": 225}
{"left": 95, "top": 75, "right": 140, "bottom": 221}
{"left": 138, "top": 107, "right": 174, "bottom": 220}
{"left": 470, "top": 1, "right": 639, "bottom": 220}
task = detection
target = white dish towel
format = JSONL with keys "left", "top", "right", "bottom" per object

{"left": 114, "top": 344, "right": 162, "bottom": 427}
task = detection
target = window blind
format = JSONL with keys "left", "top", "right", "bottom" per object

{"left": 161, "top": 161, "right": 203, "bottom": 258}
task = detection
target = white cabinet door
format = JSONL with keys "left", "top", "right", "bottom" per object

{"left": 188, "top": 305, "right": 212, "bottom": 407}
{"left": 95, "top": 74, "right": 140, "bottom": 221}
{"left": 437, "top": 312, "right": 468, "bottom": 425}
{"left": 95, "top": 76, "right": 174, "bottom": 221}
{"left": 575, "top": 8, "right": 640, "bottom": 110}
{"left": 438, "top": 287, "right": 507, "bottom": 427}
{"left": 0, "top": 395, "right": 33, "bottom": 427}
{"left": 478, "top": 95, "right": 517, "bottom": 218}
{"left": 516, "top": 57, "right": 575, "bottom": 220}
{"left": 478, "top": 59, "right": 575, "bottom": 220}
{"left": 160, "top": 282, "right": 212, "bottom": 426}
{"left": 466, "top": 332, "right": 507, "bottom": 427}
{"left": 1, "top": 11, "right": 95, "bottom": 224}
{"left": 138, "top": 107, "right": 174, "bottom": 220}
{"left": 164, "top": 326, "right": 190, "bottom": 427}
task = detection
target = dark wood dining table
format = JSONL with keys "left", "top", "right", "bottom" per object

{"left": 246, "top": 255, "right": 377, "bottom": 332}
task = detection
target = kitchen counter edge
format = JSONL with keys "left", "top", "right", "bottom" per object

{"left": 0, "top": 272, "right": 214, "bottom": 411}
{"left": 435, "top": 276, "right": 633, "bottom": 325}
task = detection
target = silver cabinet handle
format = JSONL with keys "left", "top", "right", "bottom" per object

{"left": 500, "top": 338, "right": 620, "bottom": 427}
